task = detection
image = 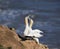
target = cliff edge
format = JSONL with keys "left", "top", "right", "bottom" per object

{"left": 0, "top": 25, "right": 49, "bottom": 49}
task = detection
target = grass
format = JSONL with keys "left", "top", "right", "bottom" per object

{"left": 0, "top": 45, "right": 12, "bottom": 49}
{"left": 0, "top": 45, "right": 5, "bottom": 49}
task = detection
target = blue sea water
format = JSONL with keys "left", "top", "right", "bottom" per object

{"left": 0, "top": 0, "right": 60, "bottom": 49}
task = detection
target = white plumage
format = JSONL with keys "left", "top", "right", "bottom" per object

{"left": 23, "top": 16, "right": 43, "bottom": 44}
{"left": 28, "top": 29, "right": 43, "bottom": 37}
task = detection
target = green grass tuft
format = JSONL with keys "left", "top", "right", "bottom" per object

{"left": 0, "top": 45, "right": 12, "bottom": 49}
{"left": 0, "top": 45, "right": 5, "bottom": 49}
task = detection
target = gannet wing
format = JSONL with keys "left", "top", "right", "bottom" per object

{"left": 33, "top": 29, "right": 43, "bottom": 33}
{"left": 32, "top": 32, "right": 43, "bottom": 37}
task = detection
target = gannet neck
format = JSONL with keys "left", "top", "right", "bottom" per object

{"left": 30, "top": 19, "right": 33, "bottom": 28}
{"left": 25, "top": 17, "right": 29, "bottom": 26}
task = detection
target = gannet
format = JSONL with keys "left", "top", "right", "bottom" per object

{"left": 23, "top": 16, "right": 43, "bottom": 44}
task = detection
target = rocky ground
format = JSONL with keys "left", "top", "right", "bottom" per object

{"left": 0, "top": 25, "right": 49, "bottom": 49}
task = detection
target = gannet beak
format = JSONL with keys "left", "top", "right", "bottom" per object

{"left": 40, "top": 31, "right": 44, "bottom": 35}
{"left": 39, "top": 31, "right": 43, "bottom": 33}
{"left": 27, "top": 16, "right": 29, "bottom": 18}
{"left": 40, "top": 31, "right": 43, "bottom": 33}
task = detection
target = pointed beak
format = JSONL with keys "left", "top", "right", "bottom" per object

{"left": 40, "top": 31, "right": 44, "bottom": 35}
{"left": 40, "top": 31, "right": 43, "bottom": 33}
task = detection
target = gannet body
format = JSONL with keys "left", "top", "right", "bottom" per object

{"left": 23, "top": 17, "right": 32, "bottom": 36}
{"left": 28, "top": 29, "right": 43, "bottom": 38}
{"left": 27, "top": 28, "right": 43, "bottom": 44}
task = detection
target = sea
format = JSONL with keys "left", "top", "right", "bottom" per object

{"left": 0, "top": 0, "right": 60, "bottom": 49}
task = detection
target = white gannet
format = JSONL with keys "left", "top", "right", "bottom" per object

{"left": 23, "top": 16, "right": 31, "bottom": 36}
{"left": 23, "top": 16, "right": 43, "bottom": 44}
